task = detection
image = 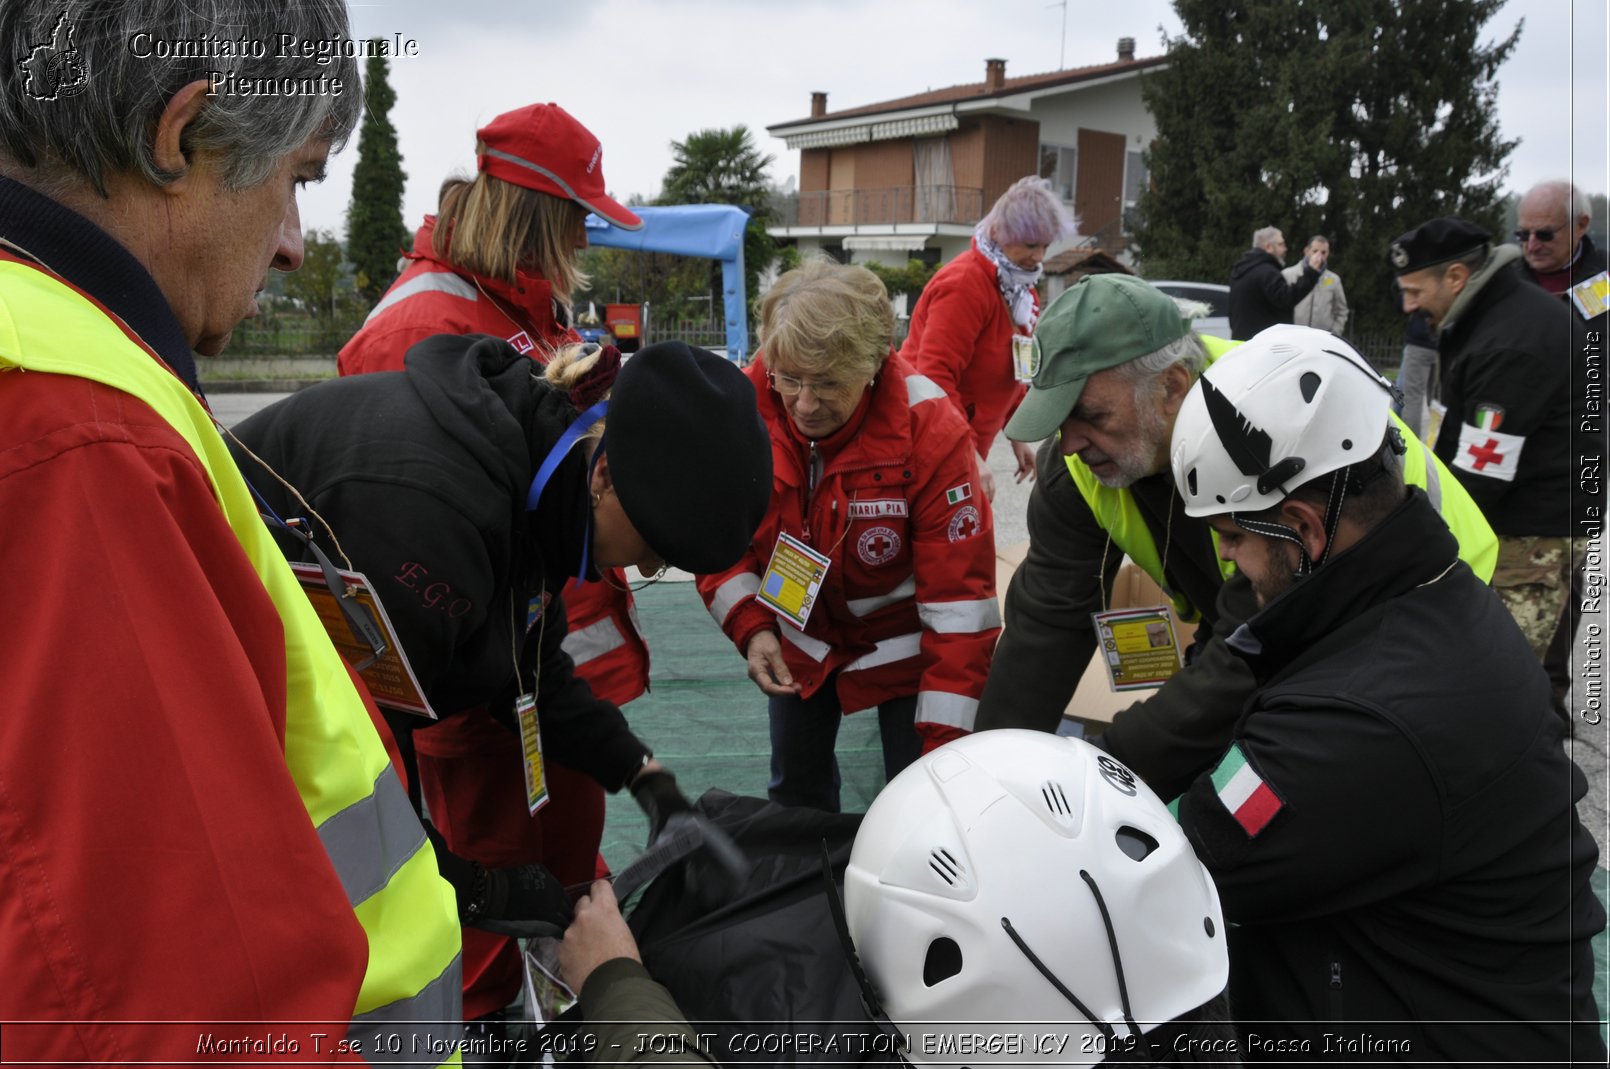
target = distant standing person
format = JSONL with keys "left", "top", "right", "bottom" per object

{"left": 901, "top": 176, "right": 1075, "bottom": 500}
{"left": 1280, "top": 234, "right": 1349, "bottom": 334}
{"left": 1515, "top": 178, "right": 1607, "bottom": 342}
{"left": 1227, "top": 225, "right": 1323, "bottom": 339}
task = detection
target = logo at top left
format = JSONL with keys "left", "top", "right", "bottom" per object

{"left": 18, "top": 13, "right": 88, "bottom": 101}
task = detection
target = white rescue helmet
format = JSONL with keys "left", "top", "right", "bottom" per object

{"left": 1171, "top": 325, "right": 1395, "bottom": 518}
{"left": 842, "top": 731, "right": 1227, "bottom": 1067}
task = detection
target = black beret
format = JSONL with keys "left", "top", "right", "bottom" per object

{"left": 602, "top": 341, "right": 772, "bottom": 574}
{"left": 1388, "top": 216, "right": 1490, "bottom": 276}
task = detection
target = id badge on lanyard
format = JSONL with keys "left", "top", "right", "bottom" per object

{"left": 516, "top": 692, "right": 550, "bottom": 815}
{"left": 757, "top": 531, "right": 832, "bottom": 630}
{"left": 1090, "top": 605, "right": 1185, "bottom": 691}
{"left": 1012, "top": 333, "right": 1037, "bottom": 383}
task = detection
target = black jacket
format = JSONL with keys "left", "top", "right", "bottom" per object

{"left": 1179, "top": 489, "right": 1604, "bottom": 1063}
{"left": 1228, "top": 248, "right": 1319, "bottom": 340}
{"left": 977, "top": 439, "right": 1261, "bottom": 800}
{"left": 230, "top": 334, "right": 651, "bottom": 791}
{"left": 1434, "top": 255, "right": 1580, "bottom": 536}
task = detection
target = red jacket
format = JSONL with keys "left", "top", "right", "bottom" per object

{"left": 337, "top": 218, "right": 648, "bottom": 707}
{"left": 696, "top": 354, "right": 1000, "bottom": 747}
{"left": 900, "top": 244, "right": 1037, "bottom": 458}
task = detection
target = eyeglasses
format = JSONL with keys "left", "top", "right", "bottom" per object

{"left": 768, "top": 369, "right": 860, "bottom": 403}
{"left": 1513, "top": 227, "right": 1562, "bottom": 243}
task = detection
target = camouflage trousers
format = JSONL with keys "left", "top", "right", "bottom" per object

{"left": 1492, "top": 535, "right": 1587, "bottom": 659}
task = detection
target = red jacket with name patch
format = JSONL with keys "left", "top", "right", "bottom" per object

{"left": 696, "top": 353, "right": 1000, "bottom": 745}
{"left": 336, "top": 217, "right": 647, "bottom": 707}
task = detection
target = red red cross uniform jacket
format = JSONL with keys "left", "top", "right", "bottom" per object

{"left": 336, "top": 217, "right": 646, "bottom": 1019}
{"left": 697, "top": 354, "right": 1001, "bottom": 748}
{"left": 901, "top": 243, "right": 1038, "bottom": 460}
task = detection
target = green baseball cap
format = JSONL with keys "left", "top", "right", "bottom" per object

{"left": 1005, "top": 274, "right": 1191, "bottom": 442}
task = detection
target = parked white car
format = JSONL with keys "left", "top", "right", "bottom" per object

{"left": 1147, "top": 280, "right": 1231, "bottom": 339}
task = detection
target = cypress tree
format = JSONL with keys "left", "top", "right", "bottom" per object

{"left": 1136, "top": 0, "right": 1519, "bottom": 336}
{"left": 346, "top": 48, "right": 408, "bottom": 305}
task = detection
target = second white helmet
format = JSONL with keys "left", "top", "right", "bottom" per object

{"left": 1171, "top": 325, "right": 1395, "bottom": 518}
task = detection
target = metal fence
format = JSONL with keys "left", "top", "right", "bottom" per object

{"left": 772, "top": 185, "right": 985, "bottom": 228}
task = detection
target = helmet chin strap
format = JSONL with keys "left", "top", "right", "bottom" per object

{"left": 1231, "top": 469, "right": 1349, "bottom": 579}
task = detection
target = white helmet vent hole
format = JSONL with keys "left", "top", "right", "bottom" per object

{"left": 1040, "top": 780, "right": 1073, "bottom": 817}
{"left": 1186, "top": 468, "right": 1198, "bottom": 496}
{"left": 928, "top": 848, "right": 964, "bottom": 885}
{"left": 1299, "top": 371, "right": 1321, "bottom": 402}
{"left": 1205, "top": 916, "right": 1217, "bottom": 938}
{"left": 923, "top": 937, "right": 963, "bottom": 987}
{"left": 1115, "top": 826, "right": 1159, "bottom": 862}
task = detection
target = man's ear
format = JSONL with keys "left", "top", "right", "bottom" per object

{"left": 152, "top": 79, "right": 213, "bottom": 189}
{"left": 1443, "top": 261, "right": 1471, "bottom": 296}
{"left": 1157, "top": 362, "right": 1194, "bottom": 420}
{"left": 1277, "top": 497, "right": 1329, "bottom": 563}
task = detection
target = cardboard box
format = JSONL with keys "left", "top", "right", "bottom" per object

{"left": 996, "top": 541, "right": 1192, "bottom": 731}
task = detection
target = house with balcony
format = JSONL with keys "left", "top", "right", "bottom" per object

{"left": 767, "top": 40, "right": 1165, "bottom": 300}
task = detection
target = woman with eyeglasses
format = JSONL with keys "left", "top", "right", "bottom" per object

{"left": 901, "top": 175, "right": 1076, "bottom": 501}
{"left": 697, "top": 259, "right": 1002, "bottom": 812}
{"left": 230, "top": 336, "right": 771, "bottom": 1023}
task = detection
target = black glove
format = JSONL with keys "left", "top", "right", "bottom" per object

{"left": 425, "top": 822, "right": 573, "bottom": 939}
{"left": 631, "top": 768, "right": 694, "bottom": 843}
{"left": 467, "top": 862, "right": 575, "bottom": 939}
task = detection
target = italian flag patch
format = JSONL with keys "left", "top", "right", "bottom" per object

{"left": 1210, "top": 743, "right": 1284, "bottom": 837}
{"left": 945, "top": 482, "right": 972, "bottom": 505}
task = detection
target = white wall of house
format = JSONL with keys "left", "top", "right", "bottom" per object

{"left": 1030, "top": 75, "right": 1157, "bottom": 152}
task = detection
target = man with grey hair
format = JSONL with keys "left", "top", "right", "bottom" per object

{"left": 1516, "top": 178, "right": 1606, "bottom": 342}
{"left": 1227, "top": 225, "right": 1325, "bottom": 339}
{"left": 977, "top": 273, "right": 1496, "bottom": 800}
{"left": 0, "top": 2, "right": 461, "bottom": 1060}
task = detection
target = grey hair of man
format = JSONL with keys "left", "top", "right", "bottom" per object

{"left": 0, "top": 0, "right": 362, "bottom": 196}
{"left": 1111, "top": 330, "right": 1210, "bottom": 412}
{"left": 1251, "top": 226, "right": 1282, "bottom": 250}
{"left": 1525, "top": 178, "right": 1591, "bottom": 222}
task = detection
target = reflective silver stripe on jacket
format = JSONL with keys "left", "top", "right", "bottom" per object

{"left": 842, "top": 632, "right": 922, "bottom": 673}
{"left": 847, "top": 577, "right": 916, "bottom": 617}
{"left": 916, "top": 596, "right": 1001, "bottom": 634}
{"left": 915, "top": 690, "right": 979, "bottom": 730}
{"left": 779, "top": 622, "right": 832, "bottom": 662}
{"left": 708, "top": 572, "right": 761, "bottom": 625}
{"left": 365, "top": 271, "right": 478, "bottom": 323}
{"left": 316, "top": 768, "right": 428, "bottom": 907}
{"left": 907, "top": 374, "right": 948, "bottom": 406}
{"left": 348, "top": 954, "right": 464, "bottom": 1064}
{"left": 1421, "top": 448, "right": 1443, "bottom": 512}
{"left": 561, "top": 615, "right": 628, "bottom": 665}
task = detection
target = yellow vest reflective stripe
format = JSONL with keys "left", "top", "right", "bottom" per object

{"left": 0, "top": 261, "right": 463, "bottom": 1059}
{"left": 1062, "top": 334, "right": 1498, "bottom": 620}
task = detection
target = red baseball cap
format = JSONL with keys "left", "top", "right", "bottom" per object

{"left": 476, "top": 103, "right": 643, "bottom": 231}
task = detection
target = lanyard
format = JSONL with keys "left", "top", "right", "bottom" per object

{"left": 526, "top": 399, "right": 609, "bottom": 580}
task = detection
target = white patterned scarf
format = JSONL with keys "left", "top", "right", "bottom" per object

{"left": 974, "top": 229, "right": 1042, "bottom": 330}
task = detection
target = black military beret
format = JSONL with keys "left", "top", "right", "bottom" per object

{"left": 602, "top": 341, "right": 772, "bottom": 574}
{"left": 1387, "top": 216, "right": 1490, "bottom": 276}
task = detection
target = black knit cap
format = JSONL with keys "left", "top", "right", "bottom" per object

{"left": 601, "top": 341, "right": 771, "bottom": 573}
{"left": 1387, "top": 216, "right": 1490, "bottom": 276}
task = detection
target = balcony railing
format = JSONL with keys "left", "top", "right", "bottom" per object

{"left": 771, "top": 185, "right": 985, "bottom": 229}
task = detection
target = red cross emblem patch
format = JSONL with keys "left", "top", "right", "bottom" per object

{"left": 1453, "top": 420, "right": 1523, "bottom": 483}
{"left": 857, "top": 526, "right": 901, "bottom": 566}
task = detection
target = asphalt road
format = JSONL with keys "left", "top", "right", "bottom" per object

{"left": 219, "top": 391, "right": 1608, "bottom": 863}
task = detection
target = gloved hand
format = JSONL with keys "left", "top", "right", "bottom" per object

{"left": 425, "top": 821, "right": 574, "bottom": 939}
{"left": 631, "top": 768, "right": 694, "bottom": 843}
{"left": 466, "top": 861, "right": 575, "bottom": 939}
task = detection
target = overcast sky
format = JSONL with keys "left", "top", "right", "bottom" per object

{"left": 300, "top": 0, "right": 1608, "bottom": 237}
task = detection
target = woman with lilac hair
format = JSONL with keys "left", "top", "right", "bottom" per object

{"left": 902, "top": 175, "right": 1075, "bottom": 498}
